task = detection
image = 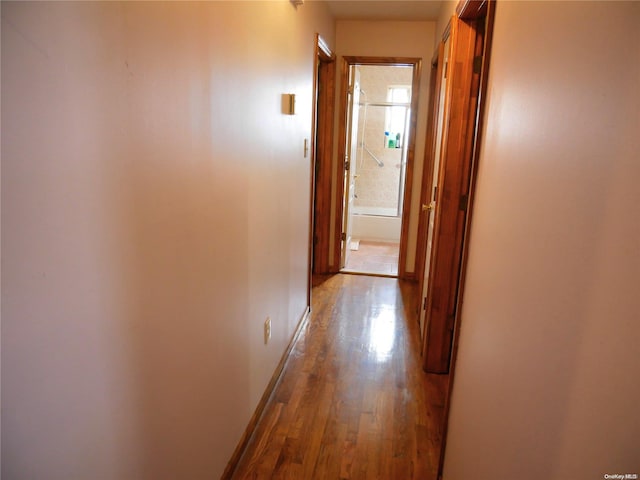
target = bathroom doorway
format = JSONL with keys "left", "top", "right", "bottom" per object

{"left": 338, "top": 60, "right": 420, "bottom": 277}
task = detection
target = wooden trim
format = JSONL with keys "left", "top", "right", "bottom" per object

{"left": 311, "top": 35, "right": 335, "bottom": 275}
{"left": 437, "top": 1, "right": 495, "bottom": 478}
{"left": 404, "top": 271, "right": 417, "bottom": 282}
{"left": 222, "top": 307, "right": 312, "bottom": 479}
{"left": 422, "top": 15, "right": 479, "bottom": 374}
{"left": 333, "top": 56, "right": 422, "bottom": 279}
{"left": 309, "top": 36, "right": 320, "bottom": 304}
{"left": 454, "top": 0, "right": 494, "bottom": 318}
{"left": 332, "top": 58, "right": 351, "bottom": 272}
{"left": 416, "top": 41, "right": 445, "bottom": 301}
{"left": 341, "top": 270, "right": 400, "bottom": 280}
{"left": 397, "top": 59, "right": 422, "bottom": 279}
{"left": 342, "top": 55, "right": 422, "bottom": 66}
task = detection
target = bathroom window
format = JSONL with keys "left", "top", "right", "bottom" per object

{"left": 385, "top": 85, "right": 411, "bottom": 142}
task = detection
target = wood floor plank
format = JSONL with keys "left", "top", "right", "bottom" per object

{"left": 231, "top": 274, "right": 448, "bottom": 479}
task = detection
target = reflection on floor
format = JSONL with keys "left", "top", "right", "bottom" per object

{"left": 231, "top": 274, "right": 448, "bottom": 479}
{"left": 343, "top": 240, "right": 400, "bottom": 276}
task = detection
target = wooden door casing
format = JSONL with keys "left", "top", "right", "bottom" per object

{"left": 341, "top": 68, "right": 360, "bottom": 269}
{"left": 422, "top": 15, "right": 484, "bottom": 374}
{"left": 333, "top": 57, "right": 422, "bottom": 278}
{"left": 311, "top": 35, "right": 335, "bottom": 275}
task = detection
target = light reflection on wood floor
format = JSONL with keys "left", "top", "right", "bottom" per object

{"left": 231, "top": 274, "right": 448, "bottom": 479}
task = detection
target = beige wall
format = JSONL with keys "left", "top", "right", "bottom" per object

{"left": 331, "top": 20, "right": 436, "bottom": 273}
{"left": 444, "top": 1, "right": 640, "bottom": 478}
{"left": 1, "top": 1, "right": 334, "bottom": 478}
{"left": 352, "top": 215, "right": 401, "bottom": 243}
{"left": 435, "top": 0, "right": 457, "bottom": 42}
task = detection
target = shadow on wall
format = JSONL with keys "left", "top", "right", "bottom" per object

{"left": 1, "top": 2, "right": 254, "bottom": 479}
{"left": 114, "top": 5, "right": 253, "bottom": 478}
{"left": 121, "top": 134, "right": 252, "bottom": 477}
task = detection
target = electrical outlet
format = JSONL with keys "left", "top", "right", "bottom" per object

{"left": 264, "top": 317, "right": 271, "bottom": 345}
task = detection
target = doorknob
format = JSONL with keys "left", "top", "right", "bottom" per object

{"left": 422, "top": 202, "right": 435, "bottom": 212}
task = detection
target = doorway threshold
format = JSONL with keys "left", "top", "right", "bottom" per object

{"left": 340, "top": 269, "right": 398, "bottom": 279}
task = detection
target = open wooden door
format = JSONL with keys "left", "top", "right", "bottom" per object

{"left": 422, "top": 13, "right": 486, "bottom": 374}
{"left": 419, "top": 37, "right": 450, "bottom": 339}
{"left": 340, "top": 67, "right": 360, "bottom": 269}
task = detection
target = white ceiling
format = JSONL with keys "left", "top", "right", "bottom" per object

{"left": 322, "top": 0, "right": 443, "bottom": 21}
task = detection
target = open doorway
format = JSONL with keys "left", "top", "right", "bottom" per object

{"left": 337, "top": 58, "right": 421, "bottom": 278}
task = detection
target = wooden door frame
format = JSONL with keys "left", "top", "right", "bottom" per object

{"left": 421, "top": 17, "right": 476, "bottom": 373}
{"left": 422, "top": 6, "right": 489, "bottom": 374}
{"left": 433, "top": 1, "right": 496, "bottom": 478}
{"left": 310, "top": 34, "right": 335, "bottom": 283}
{"left": 416, "top": 40, "right": 447, "bottom": 336}
{"left": 333, "top": 57, "right": 422, "bottom": 279}
{"left": 340, "top": 66, "right": 361, "bottom": 271}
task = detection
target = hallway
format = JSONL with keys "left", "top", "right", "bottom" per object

{"left": 231, "top": 274, "right": 448, "bottom": 479}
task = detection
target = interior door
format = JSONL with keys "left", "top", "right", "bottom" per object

{"left": 420, "top": 38, "right": 451, "bottom": 338}
{"left": 422, "top": 15, "right": 483, "bottom": 374}
{"left": 311, "top": 36, "right": 336, "bottom": 276}
{"left": 340, "top": 67, "right": 360, "bottom": 269}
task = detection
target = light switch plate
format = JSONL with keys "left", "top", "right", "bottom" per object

{"left": 264, "top": 317, "right": 271, "bottom": 344}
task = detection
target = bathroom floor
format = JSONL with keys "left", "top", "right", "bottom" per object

{"left": 342, "top": 240, "right": 399, "bottom": 276}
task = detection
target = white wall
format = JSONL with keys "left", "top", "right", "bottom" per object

{"left": 330, "top": 20, "right": 435, "bottom": 273}
{"left": 352, "top": 214, "right": 401, "bottom": 243}
{"left": 1, "top": 1, "right": 334, "bottom": 478}
{"left": 444, "top": 2, "right": 640, "bottom": 478}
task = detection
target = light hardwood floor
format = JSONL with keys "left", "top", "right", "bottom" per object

{"left": 230, "top": 274, "right": 448, "bottom": 479}
{"left": 343, "top": 241, "right": 400, "bottom": 277}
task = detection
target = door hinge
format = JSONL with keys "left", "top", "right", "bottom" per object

{"left": 344, "top": 159, "right": 350, "bottom": 171}
{"left": 443, "top": 61, "right": 448, "bottom": 79}
{"left": 423, "top": 297, "right": 428, "bottom": 311}
{"left": 459, "top": 194, "right": 469, "bottom": 212}
{"left": 348, "top": 85, "right": 355, "bottom": 95}
{"left": 341, "top": 232, "right": 347, "bottom": 241}
{"left": 473, "top": 55, "right": 483, "bottom": 74}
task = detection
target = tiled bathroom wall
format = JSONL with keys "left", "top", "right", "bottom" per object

{"left": 354, "top": 65, "right": 413, "bottom": 216}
